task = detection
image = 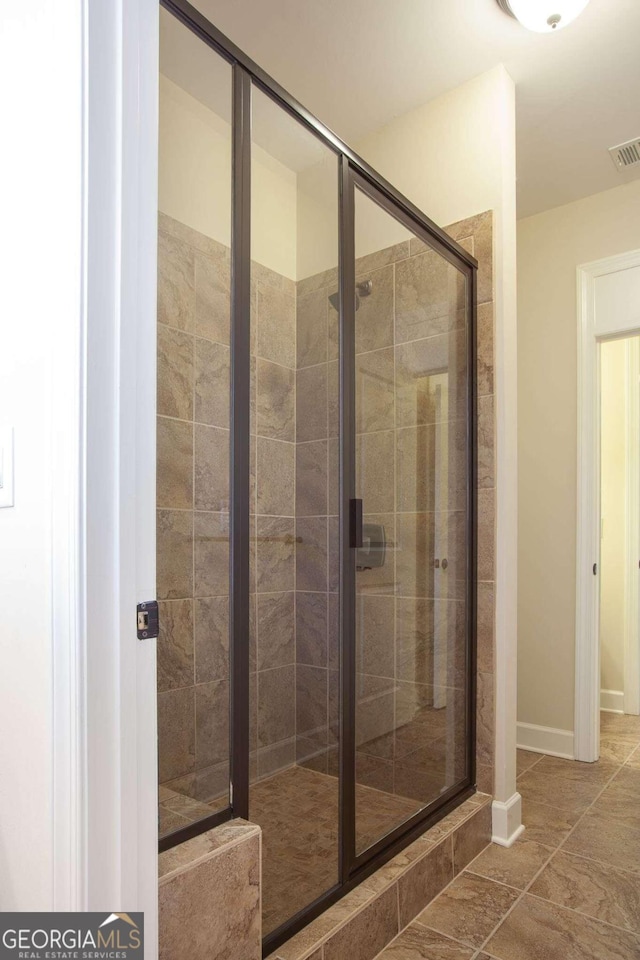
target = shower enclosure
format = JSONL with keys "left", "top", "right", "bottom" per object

{"left": 156, "top": 0, "right": 477, "bottom": 952}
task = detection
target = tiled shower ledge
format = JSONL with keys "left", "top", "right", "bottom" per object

{"left": 267, "top": 792, "right": 492, "bottom": 960}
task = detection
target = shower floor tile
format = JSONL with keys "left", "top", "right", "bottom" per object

{"left": 248, "top": 764, "right": 421, "bottom": 936}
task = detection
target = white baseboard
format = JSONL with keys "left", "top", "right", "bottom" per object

{"left": 492, "top": 793, "right": 524, "bottom": 847}
{"left": 517, "top": 721, "right": 574, "bottom": 759}
{"left": 600, "top": 689, "right": 624, "bottom": 714}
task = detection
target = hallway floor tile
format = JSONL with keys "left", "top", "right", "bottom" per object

{"left": 375, "top": 711, "right": 640, "bottom": 960}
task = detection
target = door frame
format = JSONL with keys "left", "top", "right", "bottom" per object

{"left": 53, "top": 0, "right": 160, "bottom": 952}
{"left": 575, "top": 248, "right": 640, "bottom": 761}
{"left": 344, "top": 166, "right": 477, "bottom": 881}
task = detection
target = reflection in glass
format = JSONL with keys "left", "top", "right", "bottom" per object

{"left": 353, "top": 185, "right": 469, "bottom": 855}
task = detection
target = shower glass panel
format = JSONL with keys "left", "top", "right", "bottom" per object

{"left": 352, "top": 183, "right": 470, "bottom": 856}
{"left": 157, "top": 2, "right": 477, "bottom": 949}
{"left": 248, "top": 84, "right": 340, "bottom": 937}
{"left": 156, "top": 9, "right": 233, "bottom": 841}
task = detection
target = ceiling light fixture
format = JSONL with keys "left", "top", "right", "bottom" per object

{"left": 496, "top": 0, "right": 590, "bottom": 32}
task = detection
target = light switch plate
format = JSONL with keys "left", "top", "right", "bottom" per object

{"left": 0, "top": 427, "right": 15, "bottom": 508}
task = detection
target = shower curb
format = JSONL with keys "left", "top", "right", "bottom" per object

{"left": 267, "top": 792, "right": 492, "bottom": 960}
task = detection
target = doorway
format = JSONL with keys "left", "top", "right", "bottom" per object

{"left": 599, "top": 336, "right": 640, "bottom": 751}
{"left": 575, "top": 249, "right": 640, "bottom": 763}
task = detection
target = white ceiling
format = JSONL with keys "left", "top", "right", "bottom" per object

{"left": 187, "top": 0, "right": 640, "bottom": 218}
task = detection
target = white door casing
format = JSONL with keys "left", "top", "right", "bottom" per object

{"left": 52, "top": 0, "right": 159, "bottom": 954}
{"left": 575, "top": 249, "right": 640, "bottom": 762}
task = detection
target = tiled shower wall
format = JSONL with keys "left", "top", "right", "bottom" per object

{"left": 156, "top": 208, "right": 495, "bottom": 812}
{"left": 156, "top": 211, "right": 301, "bottom": 805}
{"left": 289, "top": 211, "right": 495, "bottom": 800}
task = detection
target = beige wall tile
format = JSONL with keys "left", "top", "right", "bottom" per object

{"left": 296, "top": 364, "right": 328, "bottom": 441}
{"left": 194, "top": 424, "right": 230, "bottom": 512}
{"left": 157, "top": 509, "right": 193, "bottom": 600}
{"left": 395, "top": 253, "right": 465, "bottom": 344}
{"left": 477, "top": 302, "right": 494, "bottom": 398}
{"left": 296, "top": 517, "right": 328, "bottom": 592}
{"left": 478, "top": 395, "right": 494, "bottom": 489}
{"left": 477, "top": 489, "right": 495, "bottom": 582}
{"left": 296, "top": 592, "right": 328, "bottom": 667}
{"left": 158, "top": 686, "right": 195, "bottom": 782}
{"left": 257, "top": 360, "right": 296, "bottom": 441}
{"left": 256, "top": 516, "right": 295, "bottom": 593}
{"left": 296, "top": 440, "right": 328, "bottom": 518}
{"left": 257, "top": 283, "right": 296, "bottom": 368}
{"left": 256, "top": 437, "right": 295, "bottom": 517}
{"left": 195, "top": 679, "right": 229, "bottom": 769}
{"left": 194, "top": 338, "right": 230, "bottom": 428}
{"left": 194, "top": 511, "right": 230, "bottom": 598}
{"left": 258, "top": 665, "right": 296, "bottom": 747}
{"left": 157, "top": 416, "right": 193, "bottom": 510}
{"left": 194, "top": 596, "right": 229, "bottom": 684}
{"left": 355, "top": 241, "right": 411, "bottom": 276}
{"left": 297, "top": 288, "right": 329, "bottom": 368}
{"left": 355, "top": 264, "right": 394, "bottom": 354}
{"left": 357, "top": 430, "right": 395, "bottom": 514}
{"left": 476, "top": 582, "right": 495, "bottom": 675}
{"left": 357, "top": 595, "right": 395, "bottom": 679}
{"left": 194, "top": 250, "right": 230, "bottom": 344}
{"left": 158, "top": 232, "right": 195, "bottom": 332}
{"left": 257, "top": 591, "right": 295, "bottom": 670}
{"left": 355, "top": 347, "right": 395, "bottom": 434}
{"left": 158, "top": 599, "right": 194, "bottom": 693}
{"left": 296, "top": 665, "right": 328, "bottom": 742}
{"left": 158, "top": 324, "right": 194, "bottom": 421}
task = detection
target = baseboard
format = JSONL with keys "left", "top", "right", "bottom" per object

{"left": 600, "top": 689, "right": 624, "bottom": 714}
{"left": 517, "top": 721, "right": 574, "bottom": 759}
{"left": 492, "top": 794, "right": 524, "bottom": 847}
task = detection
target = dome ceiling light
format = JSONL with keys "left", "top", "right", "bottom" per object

{"left": 496, "top": 0, "right": 590, "bottom": 32}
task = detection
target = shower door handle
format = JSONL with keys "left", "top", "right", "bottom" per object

{"left": 349, "top": 498, "right": 363, "bottom": 548}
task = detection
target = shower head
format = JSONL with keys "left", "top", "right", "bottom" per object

{"left": 328, "top": 279, "right": 372, "bottom": 314}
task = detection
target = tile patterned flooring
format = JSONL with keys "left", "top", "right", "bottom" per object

{"left": 251, "top": 765, "right": 421, "bottom": 935}
{"left": 374, "top": 712, "right": 640, "bottom": 959}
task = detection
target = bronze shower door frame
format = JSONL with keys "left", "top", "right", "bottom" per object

{"left": 158, "top": 1, "right": 478, "bottom": 954}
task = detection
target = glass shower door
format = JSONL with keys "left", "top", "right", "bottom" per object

{"left": 350, "top": 176, "right": 472, "bottom": 858}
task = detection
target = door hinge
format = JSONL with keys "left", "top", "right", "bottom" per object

{"left": 137, "top": 600, "right": 159, "bottom": 640}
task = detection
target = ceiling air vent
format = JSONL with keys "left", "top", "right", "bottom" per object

{"left": 609, "top": 138, "right": 640, "bottom": 172}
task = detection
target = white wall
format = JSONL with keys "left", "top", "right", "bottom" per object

{"left": 600, "top": 339, "right": 628, "bottom": 698}
{"left": 518, "top": 179, "right": 640, "bottom": 734}
{"left": 0, "top": 1, "right": 84, "bottom": 908}
{"left": 159, "top": 75, "right": 298, "bottom": 279}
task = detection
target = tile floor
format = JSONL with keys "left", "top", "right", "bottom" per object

{"left": 374, "top": 712, "right": 640, "bottom": 959}
{"left": 251, "top": 765, "right": 421, "bottom": 935}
